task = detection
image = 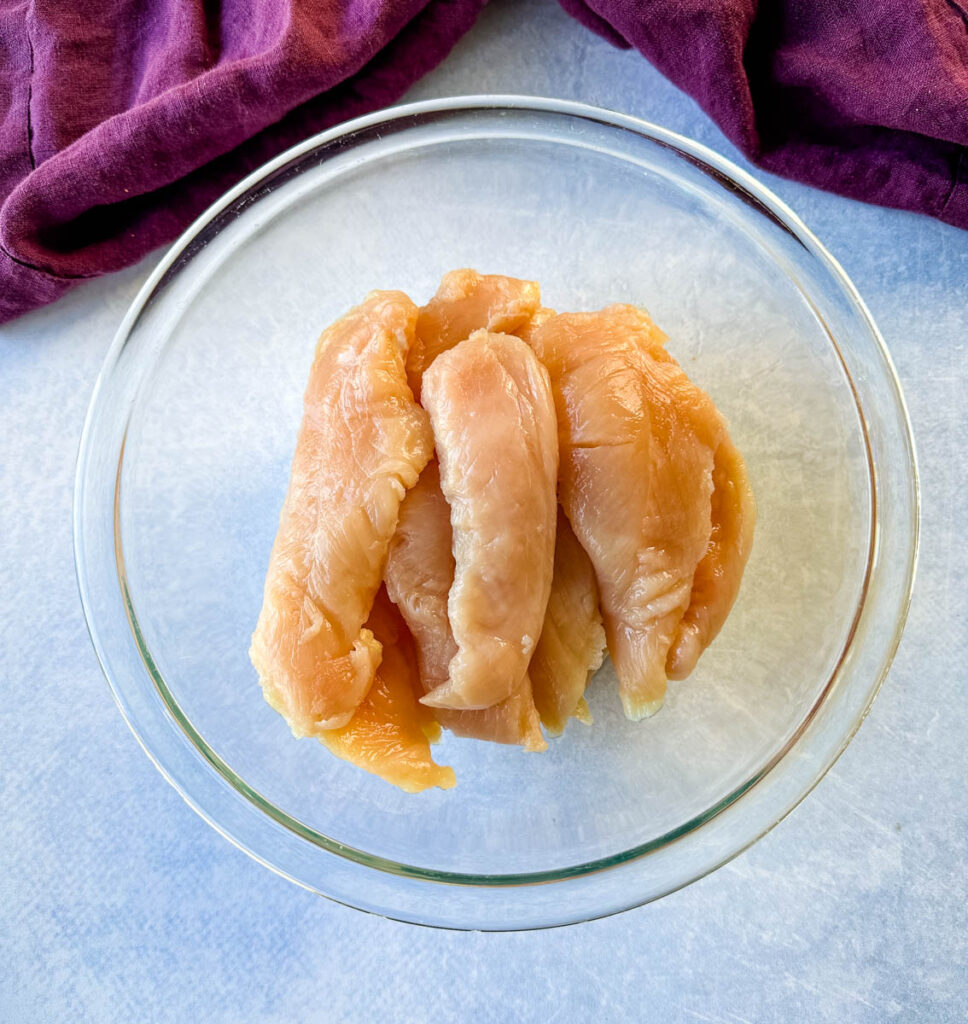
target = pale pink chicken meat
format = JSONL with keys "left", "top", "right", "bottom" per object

{"left": 407, "top": 269, "right": 542, "bottom": 399}
{"left": 318, "top": 587, "right": 456, "bottom": 793}
{"left": 666, "top": 436, "right": 756, "bottom": 679}
{"left": 250, "top": 291, "right": 433, "bottom": 734}
{"left": 530, "top": 509, "right": 607, "bottom": 735}
{"left": 601, "top": 305, "right": 755, "bottom": 681}
{"left": 385, "top": 461, "right": 546, "bottom": 750}
{"left": 526, "top": 306, "right": 723, "bottom": 720}
{"left": 419, "top": 330, "right": 559, "bottom": 712}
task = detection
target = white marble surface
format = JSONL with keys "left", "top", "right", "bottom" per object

{"left": 1, "top": 1, "right": 965, "bottom": 1020}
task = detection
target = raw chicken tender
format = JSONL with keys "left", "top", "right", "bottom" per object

{"left": 420, "top": 331, "right": 559, "bottom": 711}
{"left": 666, "top": 436, "right": 756, "bottom": 680}
{"left": 319, "top": 588, "right": 456, "bottom": 793}
{"left": 407, "top": 269, "right": 541, "bottom": 398}
{"left": 386, "top": 462, "right": 546, "bottom": 751}
{"left": 526, "top": 306, "right": 722, "bottom": 720}
{"left": 250, "top": 291, "right": 433, "bottom": 734}
{"left": 530, "top": 510, "right": 607, "bottom": 736}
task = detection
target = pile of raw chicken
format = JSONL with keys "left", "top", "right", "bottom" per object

{"left": 250, "top": 270, "right": 755, "bottom": 792}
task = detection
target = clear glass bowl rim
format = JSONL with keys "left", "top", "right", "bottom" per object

{"left": 74, "top": 95, "right": 920, "bottom": 929}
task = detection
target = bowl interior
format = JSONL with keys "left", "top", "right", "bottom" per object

{"left": 112, "top": 109, "right": 873, "bottom": 879}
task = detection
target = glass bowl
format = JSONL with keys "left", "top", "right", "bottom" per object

{"left": 74, "top": 97, "right": 918, "bottom": 930}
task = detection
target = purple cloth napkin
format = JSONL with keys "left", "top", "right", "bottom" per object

{"left": 0, "top": 0, "right": 487, "bottom": 323}
{"left": 2, "top": 1, "right": 966, "bottom": 324}
{"left": 564, "top": 0, "right": 968, "bottom": 226}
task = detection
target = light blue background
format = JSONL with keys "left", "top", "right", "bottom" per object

{"left": 2, "top": 2, "right": 965, "bottom": 1020}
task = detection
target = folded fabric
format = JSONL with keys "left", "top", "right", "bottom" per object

{"left": 0, "top": 0, "right": 487, "bottom": 323}
{"left": 563, "top": 0, "right": 968, "bottom": 225}
{"left": 1, "top": 0, "right": 966, "bottom": 324}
